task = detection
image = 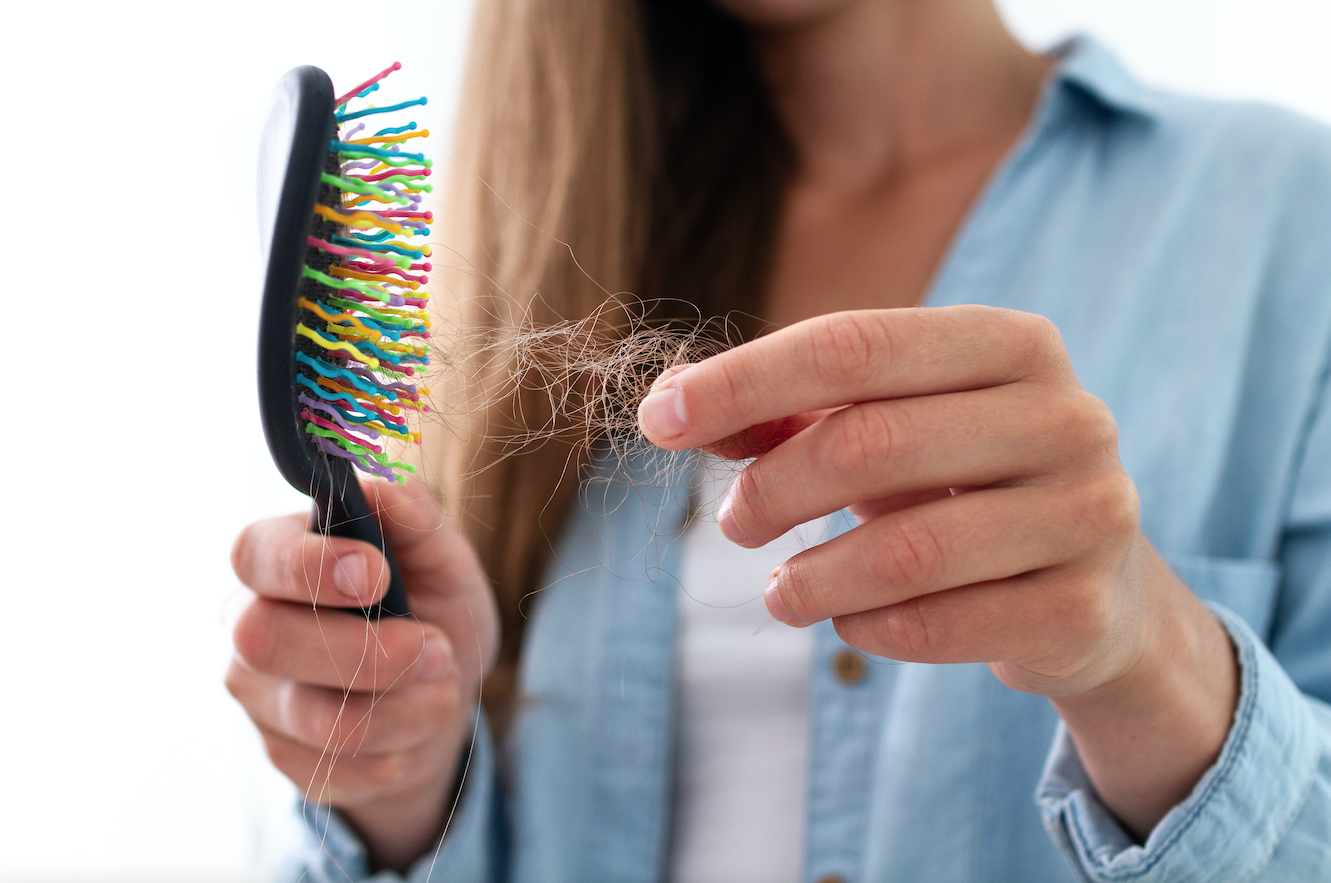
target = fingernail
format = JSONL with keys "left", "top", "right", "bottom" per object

{"left": 415, "top": 635, "right": 453, "bottom": 681}
{"left": 638, "top": 387, "right": 688, "bottom": 442}
{"left": 717, "top": 493, "right": 752, "bottom": 546}
{"left": 765, "top": 569, "right": 803, "bottom": 627}
{"left": 332, "top": 553, "right": 368, "bottom": 601}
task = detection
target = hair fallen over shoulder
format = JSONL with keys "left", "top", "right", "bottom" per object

{"left": 425, "top": 0, "right": 793, "bottom": 729}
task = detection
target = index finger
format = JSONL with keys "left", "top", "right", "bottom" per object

{"left": 231, "top": 513, "right": 390, "bottom": 608}
{"left": 637, "top": 305, "right": 1069, "bottom": 451}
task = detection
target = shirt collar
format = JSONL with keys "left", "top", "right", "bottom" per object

{"left": 1048, "top": 35, "right": 1163, "bottom": 122}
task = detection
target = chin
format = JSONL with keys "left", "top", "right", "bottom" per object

{"left": 709, "top": 0, "right": 871, "bottom": 30}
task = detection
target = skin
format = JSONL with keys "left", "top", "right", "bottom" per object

{"left": 228, "top": 481, "right": 497, "bottom": 869}
{"left": 228, "top": 0, "right": 1239, "bottom": 868}
{"left": 646, "top": 0, "right": 1239, "bottom": 842}
{"left": 638, "top": 309, "right": 1237, "bottom": 840}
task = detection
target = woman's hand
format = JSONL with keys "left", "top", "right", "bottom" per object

{"left": 638, "top": 305, "right": 1238, "bottom": 839}
{"left": 226, "top": 479, "right": 497, "bottom": 871}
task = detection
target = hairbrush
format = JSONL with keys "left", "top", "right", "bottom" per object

{"left": 256, "top": 62, "right": 433, "bottom": 618}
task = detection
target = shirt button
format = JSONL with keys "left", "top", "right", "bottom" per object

{"left": 831, "top": 649, "right": 867, "bottom": 685}
{"left": 815, "top": 874, "right": 848, "bottom": 883}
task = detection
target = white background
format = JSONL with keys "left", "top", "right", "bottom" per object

{"left": 2, "top": 1, "right": 1330, "bottom": 880}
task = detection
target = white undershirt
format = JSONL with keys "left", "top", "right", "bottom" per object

{"left": 669, "top": 459, "right": 822, "bottom": 883}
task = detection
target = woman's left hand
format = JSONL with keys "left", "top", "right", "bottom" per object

{"left": 638, "top": 306, "right": 1238, "bottom": 838}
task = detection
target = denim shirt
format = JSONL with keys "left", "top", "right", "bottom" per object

{"left": 286, "top": 37, "right": 1331, "bottom": 882}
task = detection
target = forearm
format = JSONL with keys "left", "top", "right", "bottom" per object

{"left": 1050, "top": 541, "right": 1239, "bottom": 840}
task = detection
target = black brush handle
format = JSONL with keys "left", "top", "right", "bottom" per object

{"left": 313, "top": 480, "right": 411, "bottom": 618}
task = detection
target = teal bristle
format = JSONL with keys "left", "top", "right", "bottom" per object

{"left": 294, "top": 62, "right": 434, "bottom": 484}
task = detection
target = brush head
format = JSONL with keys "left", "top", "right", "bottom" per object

{"left": 257, "top": 64, "right": 432, "bottom": 500}
{"left": 255, "top": 64, "right": 433, "bottom": 617}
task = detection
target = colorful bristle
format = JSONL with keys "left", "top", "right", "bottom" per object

{"left": 296, "top": 63, "right": 432, "bottom": 483}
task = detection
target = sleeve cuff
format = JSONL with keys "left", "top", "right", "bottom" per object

{"left": 278, "top": 713, "right": 500, "bottom": 883}
{"left": 1036, "top": 603, "right": 1321, "bottom": 882}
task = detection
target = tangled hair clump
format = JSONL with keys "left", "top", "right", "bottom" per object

{"left": 430, "top": 297, "right": 740, "bottom": 462}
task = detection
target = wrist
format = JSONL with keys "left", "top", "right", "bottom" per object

{"left": 341, "top": 712, "right": 478, "bottom": 872}
{"left": 1050, "top": 544, "right": 1238, "bottom": 839}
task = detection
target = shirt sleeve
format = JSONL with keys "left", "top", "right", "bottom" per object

{"left": 1037, "top": 359, "right": 1331, "bottom": 881}
{"left": 276, "top": 713, "right": 503, "bottom": 883}
{"left": 1037, "top": 605, "right": 1331, "bottom": 882}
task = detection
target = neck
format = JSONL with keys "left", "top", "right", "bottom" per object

{"left": 749, "top": 0, "right": 1051, "bottom": 193}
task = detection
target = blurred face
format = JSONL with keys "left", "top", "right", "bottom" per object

{"left": 710, "top": 0, "right": 876, "bottom": 29}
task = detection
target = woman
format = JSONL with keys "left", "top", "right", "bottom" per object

{"left": 228, "top": 0, "right": 1331, "bottom": 880}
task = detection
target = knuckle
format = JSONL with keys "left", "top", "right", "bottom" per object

{"left": 305, "top": 694, "right": 342, "bottom": 744}
{"left": 1022, "top": 311, "right": 1062, "bottom": 350}
{"left": 870, "top": 516, "right": 947, "bottom": 588}
{"left": 881, "top": 598, "right": 936, "bottom": 659}
{"left": 1082, "top": 473, "right": 1141, "bottom": 538}
{"left": 1036, "top": 569, "right": 1112, "bottom": 650}
{"left": 1062, "top": 392, "right": 1119, "bottom": 454}
{"left": 223, "top": 660, "right": 248, "bottom": 702}
{"left": 357, "top": 625, "right": 428, "bottom": 691}
{"left": 1013, "top": 312, "right": 1067, "bottom": 374}
{"left": 396, "top": 626, "right": 436, "bottom": 675}
{"left": 1022, "top": 311, "right": 1061, "bottom": 342}
{"left": 812, "top": 312, "right": 889, "bottom": 386}
{"left": 232, "top": 603, "right": 279, "bottom": 672}
{"left": 835, "top": 403, "right": 913, "bottom": 475}
{"left": 1060, "top": 575, "right": 1117, "bottom": 643}
{"left": 230, "top": 524, "right": 256, "bottom": 583}
{"left": 827, "top": 406, "right": 890, "bottom": 478}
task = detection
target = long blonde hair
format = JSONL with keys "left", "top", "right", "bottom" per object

{"left": 429, "top": 0, "right": 792, "bottom": 719}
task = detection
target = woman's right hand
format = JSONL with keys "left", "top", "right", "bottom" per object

{"left": 226, "top": 479, "right": 498, "bottom": 872}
